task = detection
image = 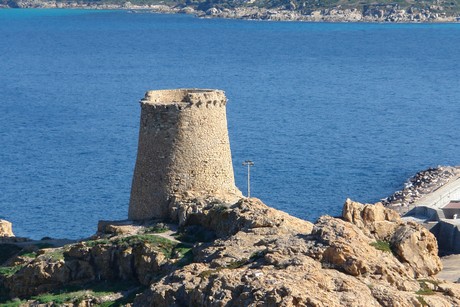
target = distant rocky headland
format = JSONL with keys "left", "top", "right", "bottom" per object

{"left": 2, "top": 0, "right": 460, "bottom": 23}
{"left": 1, "top": 89, "right": 460, "bottom": 305}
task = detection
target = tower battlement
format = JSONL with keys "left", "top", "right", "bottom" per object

{"left": 141, "top": 89, "right": 227, "bottom": 108}
{"left": 129, "top": 89, "right": 241, "bottom": 221}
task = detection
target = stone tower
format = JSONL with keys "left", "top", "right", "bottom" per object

{"left": 128, "top": 89, "right": 241, "bottom": 220}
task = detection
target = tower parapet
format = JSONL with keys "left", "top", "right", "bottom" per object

{"left": 128, "top": 89, "right": 242, "bottom": 220}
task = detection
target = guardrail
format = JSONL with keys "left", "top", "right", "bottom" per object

{"left": 418, "top": 179, "right": 460, "bottom": 209}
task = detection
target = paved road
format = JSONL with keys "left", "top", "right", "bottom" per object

{"left": 413, "top": 175, "right": 460, "bottom": 209}
{"left": 437, "top": 254, "right": 460, "bottom": 282}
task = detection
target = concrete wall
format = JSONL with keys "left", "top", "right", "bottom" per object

{"left": 129, "top": 89, "right": 241, "bottom": 220}
{"left": 430, "top": 220, "right": 460, "bottom": 254}
{"left": 407, "top": 206, "right": 445, "bottom": 221}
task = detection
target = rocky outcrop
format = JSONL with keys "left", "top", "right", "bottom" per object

{"left": 342, "top": 199, "right": 442, "bottom": 277}
{"left": 1, "top": 234, "right": 185, "bottom": 298}
{"left": 2, "top": 198, "right": 459, "bottom": 306}
{"left": 169, "top": 196, "right": 313, "bottom": 237}
{"left": 133, "top": 199, "right": 459, "bottom": 306}
{"left": 0, "top": 219, "right": 14, "bottom": 237}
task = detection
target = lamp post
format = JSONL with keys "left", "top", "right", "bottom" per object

{"left": 242, "top": 160, "right": 254, "bottom": 198}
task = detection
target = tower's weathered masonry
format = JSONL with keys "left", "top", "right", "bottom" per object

{"left": 128, "top": 89, "right": 241, "bottom": 220}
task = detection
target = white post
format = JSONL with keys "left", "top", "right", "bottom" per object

{"left": 242, "top": 160, "right": 254, "bottom": 198}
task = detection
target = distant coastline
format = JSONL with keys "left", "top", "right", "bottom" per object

{"left": 2, "top": 0, "right": 460, "bottom": 23}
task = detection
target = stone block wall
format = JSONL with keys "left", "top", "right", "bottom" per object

{"left": 128, "top": 89, "right": 241, "bottom": 220}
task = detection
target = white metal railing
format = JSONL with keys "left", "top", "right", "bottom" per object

{"left": 428, "top": 184, "right": 460, "bottom": 209}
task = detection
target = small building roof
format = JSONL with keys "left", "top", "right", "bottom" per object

{"left": 444, "top": 201, "right": 460, "bottom": 209}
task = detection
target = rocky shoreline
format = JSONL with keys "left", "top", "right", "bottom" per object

{"left": 2, "top": 0, "right": 460, "bottom": 23}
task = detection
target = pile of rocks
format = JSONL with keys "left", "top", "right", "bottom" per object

{"left": 382, "top": 166, "right": 460, "bottom": 211}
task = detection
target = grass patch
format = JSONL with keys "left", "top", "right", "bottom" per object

{"left": 143, "top": 224, "right": 169, "bottom": 234}
{"left": 32, "top": 291, "right": 88, "bottom": 304}
{"left": 83, "top": 234, "right": 191, "bottom": 261}
{"left": 84, "top": 238, "right": 111, "bottom": 247}
{"left": 369, "top": 240, "right": 392, "bottom": 253}
{"left": 415, "top": 281, "right": 436, "bottom": 295}
{"left": 114, "top": 235, "right": 177, "bottom": 258}
{"left": 18, "top": 251, "right": 37, "bottom": 259}
{"left": 28, "top": 280, "right": 143, "bottom": 305}
{"left": 0, "top": 298, "right": 24, "bottom": 307}
{"left": 39, "top": 249, "right": 65, "bottom": 262}
{"left": 0, "top": 265, "right": 23, "bottom": 277}
{"left": 173, "top": 244, "right": 194, "bottom": 266}
{"left": 174, "top": 226, "right": 216, "bottom": 243}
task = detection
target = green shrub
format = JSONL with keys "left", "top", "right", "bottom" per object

{"left": 369, "top": 240, "right": 392, "bottom": 253}
{"left": 415, "top": 281, "right": 435, "bottom": 295}
{"left": 0, "top": 265, "right": 24, "bottom": 277}
{"left": 143, "top": 224, "right": 169, "bottom": 234}
{"left": 0, "top": 298, "right": 24, "bottom": 307}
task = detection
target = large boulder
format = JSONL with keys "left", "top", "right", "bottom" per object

{"left": 342, "top": 198, "right": 442, "bottom": 277}
{"left": 342, "top": 198, "right": 400, "bottom": 240}
{"left": 390, "top": 221, "right": 442, "bottom": 276}
{"left": 170, "top": 196, "right": 313, "bottom": 237}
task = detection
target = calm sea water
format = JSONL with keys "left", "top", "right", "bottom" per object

{"left": 0, "top": 9, "right": 459, "bottom": 239}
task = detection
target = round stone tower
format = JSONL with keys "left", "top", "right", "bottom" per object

{"left": 128, "top": 89, "right": 241, "bottom": 220}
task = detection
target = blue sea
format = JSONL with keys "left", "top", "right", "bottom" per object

{"left": 0, "top": 9, "right": 459, "bottom": 239}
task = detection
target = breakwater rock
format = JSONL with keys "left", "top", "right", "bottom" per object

{"left": 382, "top": 166, "right": 460, "bottom": 212}
{"left": 1, "top": 198, "right": 459, "bottom": 306}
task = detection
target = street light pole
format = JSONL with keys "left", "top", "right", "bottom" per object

{"left": 242, "top": 160, "right": 254, "bottom": 198}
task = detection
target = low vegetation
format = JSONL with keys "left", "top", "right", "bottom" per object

{"left": 0, "top": 265, "right": 23, "bottom": 277}
{"left": 174, "top": 225, "right": 216, "bottom": 243}
{"left": 370, "top": 240, "right": 392, "bottom": 253}
{"left": 143, "top": 224, "right": 169, "bottom": 234}
{"left": 415, "top": 280, "right": 438, "bottom": 296}
{"left": 0, "top": 280, "right": 144, "bottom": 306}
{"left": 198, "top": 250, "right": 265, "bottom": 278}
